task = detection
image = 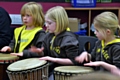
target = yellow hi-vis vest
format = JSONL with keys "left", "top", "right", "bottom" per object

{"left": 14, "top": 25, "right": 42, "bottom": 53}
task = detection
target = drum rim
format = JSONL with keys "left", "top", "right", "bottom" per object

{"left": 0, "top": 53, "right": 19, "bottom": 60}
{"left": 7, "top": 58, "right": 47, "bottom": 71}
{"left": 54, "top": 66, "right": 93, "bottom": 73}
{"left": 6, "top": 62, "right": 49, "bottom": 74}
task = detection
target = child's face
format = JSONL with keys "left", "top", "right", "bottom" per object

{"left": 94, "top": 23, "right": 105, "bottom": 40}
{"left": 22, "top": 10, "right": 34, "bottom": 27}
{"left": 45, "top": 16, "right": 56, "bottom": 33}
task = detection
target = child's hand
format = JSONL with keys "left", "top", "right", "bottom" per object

{"left": 111, "top": 68, "right": 120, "bottom": 76}
{"left": 29, "top": 46, "right": 44, "bottom": 56}
{"left": 30, "top": 46, "right": 44, "bottom": 55}
{"left": 10, "top": 52, "right": 23, "bottom": 56}
{"left": 75, "top": 51, "right": 89, "bottom": 63}
{"left": 0, "top": 46, "right": 11, "bottom": 52}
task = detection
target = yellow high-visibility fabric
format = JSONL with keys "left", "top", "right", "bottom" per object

{"left": 14, "top": 25, "right": 42, "bottom": 52}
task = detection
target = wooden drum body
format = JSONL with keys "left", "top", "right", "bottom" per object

{"left": 0, "top": 53, "right": 19, "bottom": 80}
{"left": 54, "top": 66, "right": 94, "bottom": 80}
{"left": 6, "top": 58, "right": 49, "bottom": 80}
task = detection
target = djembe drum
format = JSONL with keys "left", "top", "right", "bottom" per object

{"left": 0, "top": 53, "right": 19, "bottom": 80}
{"left": 54, "top": 66, "right": 94, "bottom": 80}
{"left": 6, "top": 58, "right": 49, "bottom": 80}
{"left": 70, "top": 72, "right": 120, "bottom": 80}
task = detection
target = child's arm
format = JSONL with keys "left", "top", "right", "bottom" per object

{"left": 84, "top": 61, "right": 120, "bottom": 76}
{"left": 10, "top": 47, "right": 44, "bottom": 57}
{"left": 39, "top": 56, "right": 74, "bottom": 65}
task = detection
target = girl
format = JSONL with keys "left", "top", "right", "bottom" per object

{"left": 75, "top": 12, "right": 120, "bottom": 73}
{"left": 30, "top": 6, "right": 79, "bottom": 79}
{"left": 0, "top": 2, "right": 46, "bottom": 58}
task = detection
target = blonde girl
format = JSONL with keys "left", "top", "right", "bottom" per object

{"left": 76, "top": 12, "right": 120, "bottom": 74}
{"left": 30, "top": 6, "right": 79, "bottom": 79}
{"left": 1, "top": 2, "right": 46, "bottom": 58}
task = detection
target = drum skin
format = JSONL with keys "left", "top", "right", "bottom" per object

{"left": 6, "top": 58, "right": 49, "bottom": 80}
{"left": 54, "top": 66, "right": 94, "bottom": 80}
{"left": 0, "top": 53, "right": 19, "bottom": 80}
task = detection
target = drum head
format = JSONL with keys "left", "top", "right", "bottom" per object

{"left": 54, "top": 66, "right": 93, "bottom": 73}
{"left": 7, "top": 58, "right": 47, "bottom": 71}
{"left": 0, "top": 53, "right": 19, "bottom": 60}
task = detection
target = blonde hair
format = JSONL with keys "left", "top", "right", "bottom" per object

{"left": 70, "top": 72, "right": 120, "bottom": 80}
{"left": 20, "top": 2, "right": 45, "bottom": 27}
{"left": 93, "top": 11, "right": 120, "bottom": 38}
{"left": 45, "top": 6, "right": 69, "bottom": 33}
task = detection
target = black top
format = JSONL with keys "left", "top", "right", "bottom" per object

{"left": 9, "top": 30, "right": 46, "bottom": 58}
{"left": 0, "top": 7, "right": 13, "bottom": 49}
{"left": 42, "top": 31, "right": 79, "bottom": 75}
{"left": 91, "top": 39, "right": 120, "bottom": 71}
